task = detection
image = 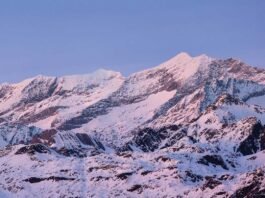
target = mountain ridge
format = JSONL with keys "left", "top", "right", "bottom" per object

{"left": 1, "top": 52, "right": 265, "bottom": 197}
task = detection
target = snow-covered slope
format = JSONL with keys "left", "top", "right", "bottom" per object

{"left": 1, "top": 52, "right": 265, "bottom": 197}
{"left": 0, "top": 69, "right": 124, "bottom": 128}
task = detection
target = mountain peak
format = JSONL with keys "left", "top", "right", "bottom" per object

{"left": 169, "top": 52, "right": 211, "bottom": 62}
{"left": 160, "top": 52, "right": 212, "bottom": 68}
{"left": 152, "top": 52, "right": 213, "bottom": 81}
{"left": 173, "top": 52, "right": 192, "bottom": 60}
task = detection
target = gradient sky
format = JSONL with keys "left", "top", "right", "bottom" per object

{"left": 0, "top": 0, "right": 264, "bottom": 83}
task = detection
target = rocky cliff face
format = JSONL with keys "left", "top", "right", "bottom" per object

{"left": 1, "top": 53, "right": 265, "bottom": 197}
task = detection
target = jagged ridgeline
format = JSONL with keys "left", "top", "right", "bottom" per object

{"left": 1, "top": 53, "right": 265, "bottom": 197}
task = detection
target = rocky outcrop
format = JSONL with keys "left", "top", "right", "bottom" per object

{"left": 23, "top": 176, "right": 75, "bottom": 183}
{"left": 198, "top": 155, "right": 228, "bottom": 170}
{"left": 237, "top": 121, "right": 265, "bottom": 155}
{"left": 122, "top": 125, "right": 182, "bottom": 152}
{"left": 15, "top": 144, "right": 50, "bottom": 155}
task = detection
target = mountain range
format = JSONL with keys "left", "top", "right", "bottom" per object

{"left": 1, "top": 52, "right": 265, "bottom": 197}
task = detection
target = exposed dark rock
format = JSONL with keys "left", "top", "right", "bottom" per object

{"left": 31, "top": 129, "right": 57, "bottom": 146}
{"left": 215, "top": 191, "right": 227, "bottom": 196}
{"left": 90, "top": 176, "right": 110, "bottom": 182}
{"left": 121, "top": 125, "right": 182, "bottom": 152}
{"left": 248, "top": 156, "right": 257, "bottom": 160}
{"left": 132, "top": 128, "right": 164, "bottom": 152}
{"left": 116, "top": 172, "right": 134, "bottom": 180}
{"left": 226, "top": 159, "right": 236, "bottom": 168}
{"left": 141, "top": 170, "right": 152, "bottom": 176}
{"left": 56, "top": 147, "right": 87, "bottom": 158}
{"left": 202, "top": 177, "right": 222, "bottom": 190}
{"left": 0, "top": 84, "right": 12, "bottom": 99}
{"left": 0, "top": 145, "right": 12, "bottom": 157}
{"left": 155, "top": 156, "right": 171, "bottom": 162}
{"left": 161, "top": 128, "right": 187, "bottom": 148}
{"left": 200, "top": 77, "right": 265, "bottom": 112}
{"left": 0, "top": 117, "right": 7, "bottom": 124}
{"left": 218, "top": 174, "right": 233, "bottom": 181}
{"left": 15, "top": 144, "right": 50, "bottom": 155}
{"left": 237, "top": 121, "right": 265, "bottom": 155}
{"left": 58, "top": 98, "right": 118, "bottom": 130}
{"left": 19, "top": 106, "right": 66, "bottom": 124}
{"left": 0, "top": 124, "right": 41, "bottom": 146}
{"left": 230, "top": 181, "right": 262, "bottom": 198}
{"left": 21, "top": 77, "right": 58, "bottom": 104}
{"left": 127, "top": 184, "right": 145, "bottom": 193}
{"left": 88, "top": 165, "right": 117, "bottom": 173}
{"left": 76, "top": 133, "right": 95, "bottom": 146}
{"left": 23, "top": 176, "right": 75, "bottom": 183}
{"left": 184, "top": 171, "right": 203, "bottom": 183}
{"left": 60, "top": 169, "right": 69, "bottom": 173}
{"left": 198, "top": 155, "right": 228, "bottom": 170}
{"left": 76, "top": 133, "right": 105, "bottom": 150}
{"left": 116, "top": 152, "right": 132, "bottom": 158}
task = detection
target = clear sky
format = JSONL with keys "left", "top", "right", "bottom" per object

{"left": 0, "top": 0, "right": 264, "bottom": 83}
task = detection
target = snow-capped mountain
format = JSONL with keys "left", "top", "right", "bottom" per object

{"left": 1, "top": 52, "right": 265, "bottom": 197}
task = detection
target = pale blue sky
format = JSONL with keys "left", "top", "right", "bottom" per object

{"left": 0, "top": 0, "right": 264, "bottom": 82}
